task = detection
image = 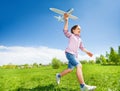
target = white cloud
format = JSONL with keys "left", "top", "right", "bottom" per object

{"left": 0, "top": 45, "right": 99, "bottom": 66}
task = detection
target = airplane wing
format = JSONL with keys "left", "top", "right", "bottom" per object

{"left": 69, "top": 14, "right": 78, "bottom": 20}
{"left": 50, "top": 8, "right": 79, "bottom": 20}
{"left": 49, "top": 8, "right": 65, "bottom": 15}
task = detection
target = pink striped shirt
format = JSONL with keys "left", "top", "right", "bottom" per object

{"left": 64, "top": 30, "right": 85, "bottom": 58}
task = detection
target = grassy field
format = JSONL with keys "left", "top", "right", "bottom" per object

{"left": 0, "top": 64, "right": 120, "bottom": 91}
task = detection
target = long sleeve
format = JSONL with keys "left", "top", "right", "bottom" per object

{"left": 63, "top": 30, "right": 72, "bottom": 38}
{"left": 79, "top": 41, "right": 85, "bottom": 51}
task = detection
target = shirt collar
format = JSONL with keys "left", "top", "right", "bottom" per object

{"left": 74, "top": 34, "right": 80, "bottom": 37}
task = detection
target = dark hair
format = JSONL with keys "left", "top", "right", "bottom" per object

{"left": 71, "top": 25, "right": 79, "bottom": 34}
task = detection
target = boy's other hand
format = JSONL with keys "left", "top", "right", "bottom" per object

{"left": 87, "top": 52, "right": 93, "bottom": 57}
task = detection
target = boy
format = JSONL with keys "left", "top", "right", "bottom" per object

{"left": 56, "top": 13, "right": 96, "bottom": 91}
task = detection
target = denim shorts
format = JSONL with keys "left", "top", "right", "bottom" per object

{"left": 65, "top": 52, "right": 81, "bottom": 69}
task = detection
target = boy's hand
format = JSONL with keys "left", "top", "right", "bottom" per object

{"left": 86, "top": 52, "right": 93, "bottom": 57}
{"left": 82, "top": 49, "right": 93, "bottom": 57}
{"left": 64, "top": 13, "right": 69, "bottom": 21}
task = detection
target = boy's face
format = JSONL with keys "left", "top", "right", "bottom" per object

{"left": 73, "top": 26, "right": 81, "bottom": 35}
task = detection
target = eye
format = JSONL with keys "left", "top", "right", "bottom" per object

{"left": 77, "top": 28, "right": 80, "bottom": 30}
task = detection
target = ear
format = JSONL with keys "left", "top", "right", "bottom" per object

{"left": 73, "top": 29, "right": 75, "bottom": 33}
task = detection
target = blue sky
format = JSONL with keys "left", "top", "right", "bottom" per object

{"left": 0, "top": 0, "right": 120, "bottom": 65}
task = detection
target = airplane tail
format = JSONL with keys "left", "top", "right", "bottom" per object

{"left": 54, "top": 16, "right": 64, "bottom": 22}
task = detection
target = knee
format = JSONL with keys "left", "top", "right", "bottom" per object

{"left": 80, "top": 64, "right": 82, "bottom": 68}
{"left": 68, "top": 69, "right": 73, "bottom": 73}
{"left": 77, "top": 64, "right": 82, "bottom": 69}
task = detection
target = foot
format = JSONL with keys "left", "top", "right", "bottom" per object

{"left": 81, "top": 84, "right": 96, "bottom": 91}
{"left": 56, "top": 73, "right": 60, "bottom": 84}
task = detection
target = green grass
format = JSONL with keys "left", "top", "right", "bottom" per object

{"left": 0, "top": 64, "right": 120, "bottom": 91}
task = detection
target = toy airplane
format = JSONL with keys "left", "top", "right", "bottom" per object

{"left": 49, "top": 8, "right": 78, "bottom": 22}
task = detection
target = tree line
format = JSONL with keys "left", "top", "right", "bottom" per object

{"left": 0, "top": 46, "right": 120, "bottom": 69}
{"left": 96, "top": 46, "right": 120, "bottom": 65}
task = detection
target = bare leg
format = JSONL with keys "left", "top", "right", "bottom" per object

{"left": 60, "top": 68, "right": 72, "bottom": 77}
{"left": 56, "top": 68, "right": 72, "bottom": 84}
{"left": 76, "top": 65, "right": 85, "bottom": 84}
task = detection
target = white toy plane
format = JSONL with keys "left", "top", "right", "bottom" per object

{"left": 49, "top": 8, "right": 78, "bottom": 22}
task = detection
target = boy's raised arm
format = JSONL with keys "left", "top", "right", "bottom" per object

{"left": 64, "top": 13, "right": 69, "bottom": 31}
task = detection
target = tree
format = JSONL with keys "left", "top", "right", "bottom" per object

{"left": 80, "top": 60, "right": 88, "bottom": 64}
{"left": 33, "top": 63, "right": 39, "bottom": 68}
{"left": 24, "top": 64, "right": 29, "bottom": 68}
{"left": 2, "top": 63, "right": 17, "bottom": 69}
{"left": 109, "top": 47, "right": 118, "bottom": 64}
{"left": 96, "top": 57, "right": 101, "bottom": 64}
{"left": 89, "top": 60, "right": 95, "bottom": 64}
{"left": 105, "top": 51, "right": 109, "bottom": 63}
{"left": 118, "top": 46, "right": 120, "bottom": 56}
{"left": 52, "top": 58, "right": 62, "bottom": 69}
{"left": 100, "top": 55, "right": 107, "bottom": 64}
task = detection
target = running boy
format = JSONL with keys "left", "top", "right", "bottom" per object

{"left": 56, "top": 13, "right": 96, "bottom": 91}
